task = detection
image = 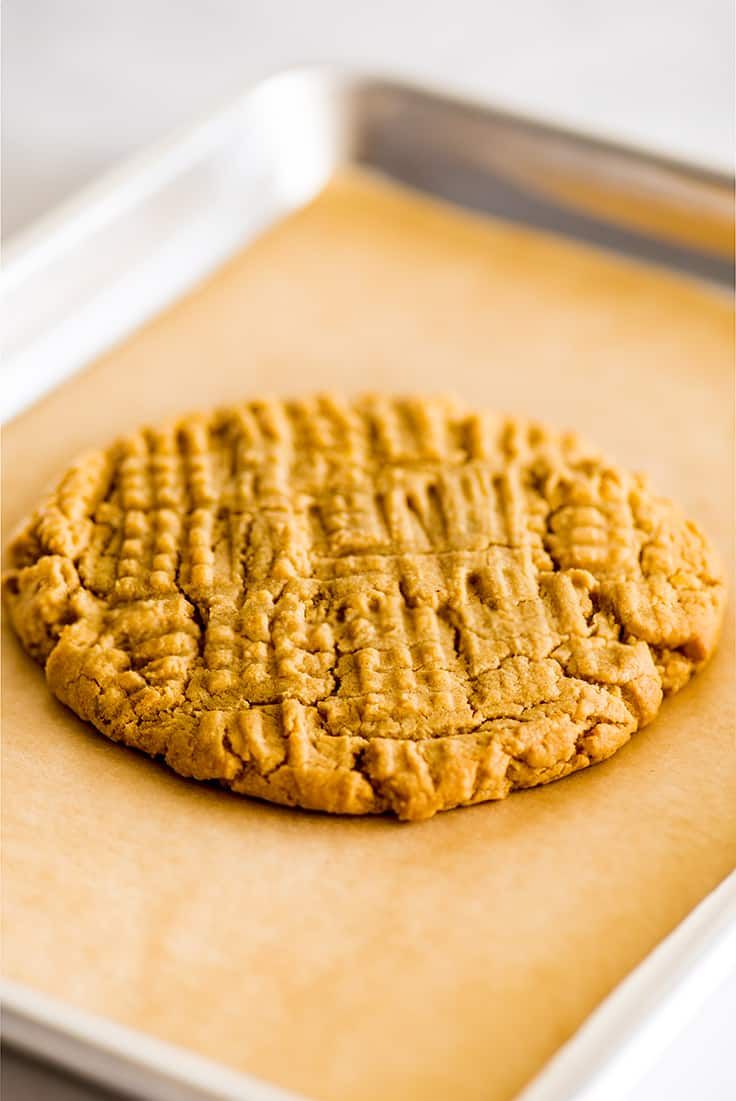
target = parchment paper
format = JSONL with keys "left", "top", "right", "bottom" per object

{"left": 3, "top": 172, "right": 734, "bottom": 1101}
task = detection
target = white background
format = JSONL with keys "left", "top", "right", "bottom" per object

{"left": 2, "top": 1, "right": 734, "bottom": 1099}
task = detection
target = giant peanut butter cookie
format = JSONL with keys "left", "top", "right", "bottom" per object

{"left": 3, "top": 396, "right": 725, "bottom": 820}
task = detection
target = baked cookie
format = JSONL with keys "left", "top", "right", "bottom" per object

{"left": 3, "top": 395, "right": 725, "bottom": 820}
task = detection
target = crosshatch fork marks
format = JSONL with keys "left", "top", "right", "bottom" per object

{"left": 2, "top": 395, "right": 726, "bottom": 819}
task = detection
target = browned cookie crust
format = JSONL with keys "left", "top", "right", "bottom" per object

{"left": 3, "top": 396, "right": 725, "bottom": 820}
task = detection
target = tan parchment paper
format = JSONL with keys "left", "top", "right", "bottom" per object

{"left": 3, "top": 172, "right": 734, "bottom": 1101}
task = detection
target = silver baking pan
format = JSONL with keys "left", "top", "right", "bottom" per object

{"left": 1, "top": 66, "right": 734, "bottom": 1101}
{"left": 2, "top": 66, "right": 732, "bottom": 423}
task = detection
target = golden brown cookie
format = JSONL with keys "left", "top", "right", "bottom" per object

{"left": 3, "top": 395, "right": 725, "bottom": 820}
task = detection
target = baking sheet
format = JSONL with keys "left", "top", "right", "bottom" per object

{"left": 2, "top": 170, "right": 734, "bottom": 1101}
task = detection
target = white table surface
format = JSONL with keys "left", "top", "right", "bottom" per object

{"left": 2, "top": 1, "right": 734, "bottom": 1099}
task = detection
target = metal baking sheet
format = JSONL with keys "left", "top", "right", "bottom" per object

{"left": 2, "top": 67, "right": 732, "bottom": 422}
{"left": 1, "top": 67, "right": 734, "bottom": 1101}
